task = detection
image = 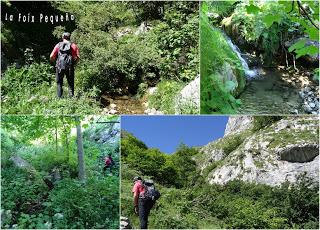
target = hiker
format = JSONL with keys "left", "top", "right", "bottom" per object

{"left": 103, "top": 154, "right": 114, "bottom": 174}
{"left": 132, "top": 176, "right": 160, "bottom": 229}
{"left": 50, "top": 32, "right": 80, "bottom": 98}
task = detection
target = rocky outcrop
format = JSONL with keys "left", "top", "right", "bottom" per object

{"left": 201, "top": 116, "right": 319, "bottom": 186}
{"left": 277, "top": 144, "right": 319, "bottom": 163}
{"left": 224, "top": 116, "right": 253, "bottom": 136}
{"left": 174, "top": 77, "right": 200, "bottom": 114}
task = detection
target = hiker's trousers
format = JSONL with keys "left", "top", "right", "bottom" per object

{"left": 138, "top": 199, "right": 154, "bottom": 229}
{"left": 56, "top": 66, "right": 74, "bottom": 98}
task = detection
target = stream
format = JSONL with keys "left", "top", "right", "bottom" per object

{"left": 237, "top": 68, "right": 303, "bottom": 114}
{"left": 225, "top": 35, "right": 304, "bottom": 114}
{"left": 101, "top": 95, "right": 147, "bottom": 114}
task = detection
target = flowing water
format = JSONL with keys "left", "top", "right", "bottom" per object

{"left": 226, "top": 36, "right": 303, "bottom": 114}
{"left": 237, "top": 68, "right": 303, "bottom": 114}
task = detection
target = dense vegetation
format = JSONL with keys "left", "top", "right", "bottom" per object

{"left": 201, "top": 0, "right": 319, "bottom": 114}
{"left": 1, "top": 115, "right": 120, "bottom": 229}
{"left": 121, "top": 130, "right": 319, "bottom": 229}
{"left": 1, "top": 1, "right": 198, "bottom": 114}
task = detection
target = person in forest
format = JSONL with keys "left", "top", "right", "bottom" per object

{"left": 132, "top": 176, "right": 160, "bottom": 229}
{"left": 103, "top": 154, "right": 115, "bottom": 174}
{"left": 50, "top": 32, "right": 80, "bottom": 98}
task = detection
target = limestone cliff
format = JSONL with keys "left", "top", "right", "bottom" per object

{"left": 199, "top": 116, "right": 319, "bottom": 186}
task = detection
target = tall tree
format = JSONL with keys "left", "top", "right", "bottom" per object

{"left": 75, "top": 116, "right": 86, "bottom": 181}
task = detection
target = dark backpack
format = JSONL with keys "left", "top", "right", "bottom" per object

{"left": 141, "top": 179, "right": 161, "bottom": 202}
{"left": 56, "top": 41, "right": 72, "bottom": 72}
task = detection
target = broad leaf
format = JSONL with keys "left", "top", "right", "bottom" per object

{"left": 288, "top": 39, "right": 306, "bottom": 52}
{"left": 305, "top": 27, "right": 319, "bottom": 41}
{"left": 246, "top": 4, "right": 260, "bottom": 14}
{"left": 263, "top": 14, "right": 281, "bottom": 28}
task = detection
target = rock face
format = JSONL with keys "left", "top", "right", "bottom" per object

{"left": 224, "top": 116, "right": 253, "bottom": 136}
{"left": 200, "top": 116, "right": 319, "bottom": 186}
{"left": 174, "top": 76, "right": 200, "bottom": 114}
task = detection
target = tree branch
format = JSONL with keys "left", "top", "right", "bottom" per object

{"left": 297, "top": 0, "right": 319, "bottom": 30}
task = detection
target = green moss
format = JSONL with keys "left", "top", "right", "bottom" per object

{"left": 254, "top": 161, "right": 264, "bottom": 168}
{"left": 203, "top": 160, "right": 223, "bottom": 178}
{"left": 214, "top": 130, "right": 252, "bottom": 157}
{"left": 268, "top": 129, "right": 319, "bottom": 149}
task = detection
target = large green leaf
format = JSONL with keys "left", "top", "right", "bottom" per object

{"left": 305, "top": 27, "right": 319, "bottom": 41}
{"left": 296, "top": 45, "right": 318, "bottom": 59}
{"left": 288, "top": 39, "right": 306, "bottom": 52}
{"left": 263, "top": 14, "right": 281, "bottom": 28}
{"left": 246, "top": 4, "right": 260, "bottom": 14}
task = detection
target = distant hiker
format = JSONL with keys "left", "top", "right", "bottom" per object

{"left": 50, "top": 32, "right": 80, "bottom": 98}
{"left": 103, "top": 154, "right": 115, "bottom": 174}
{"left": 132, "top": 176, "right": 160, "bottom": 229}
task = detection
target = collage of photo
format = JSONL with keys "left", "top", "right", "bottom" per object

{"left": 1, "top": 0, "right": 319, "bottom": 229}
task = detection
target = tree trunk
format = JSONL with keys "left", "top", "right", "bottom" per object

{"left": 76, "top": 117, "right": 86, "bottom": 182}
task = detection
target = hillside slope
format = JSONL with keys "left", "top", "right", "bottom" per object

{"left": 199, "top": 116, "right": 319, "bottom": 186}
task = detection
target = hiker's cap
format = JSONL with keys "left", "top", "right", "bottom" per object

{"left": 62, "top": 32, "right": 71, "bottom": 40}
{"left": 133, "top": 176, "right": 142, "bottom": 182}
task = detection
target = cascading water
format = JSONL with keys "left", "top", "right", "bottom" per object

{"left": 224, "top": 36, "right": 258, "bottom": 79}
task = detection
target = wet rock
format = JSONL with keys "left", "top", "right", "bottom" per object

{"left": 309, "top": 102, "right": 316, "bottom": 108}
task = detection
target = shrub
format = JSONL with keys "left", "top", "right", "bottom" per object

{"left": 148, "top": 80, "right": 184, "bottom": 114}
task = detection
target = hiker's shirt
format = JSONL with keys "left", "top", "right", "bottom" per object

{"left": 132, "top": 181, "right": 145, "bottom": 198}
{"left": 51, "top": 42, "right": 80, "bottom": 62}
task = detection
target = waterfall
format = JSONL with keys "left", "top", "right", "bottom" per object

{"left": 224, "top": 36, "right": 257, "bottom": 79}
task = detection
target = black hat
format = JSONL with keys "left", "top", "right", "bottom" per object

{"left": 133, "top": 176, "right": 142, "bottom": 182}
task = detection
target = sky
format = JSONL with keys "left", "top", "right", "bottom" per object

{"left": 121, "top": 116, "right": 229, "bottom": 154}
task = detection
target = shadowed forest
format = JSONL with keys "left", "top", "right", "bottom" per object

{"left": 1, "top": 1, "right": 199, "bottom": 115}
{"left": 201, "top": 0, "right": 319, "bottom": 114}
{"left": 1, "top": 115, "right": 120, "bottom": 229}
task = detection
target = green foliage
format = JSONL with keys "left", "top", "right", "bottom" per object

{"left": 253, "top": 116, "right": 282, "bottom": 131}
{"left": 200, "top": 3, "right": 245, "bottom": 114}
{"left": 148, "top": 80, "right": 184, "bottom": 114}
{"left": 45, "top": 177, "right": 119, "bottom": 229}
{"left": 2, "top": 1, "right": 198, "bottom": 114}
{"left": 1, "top": 63, "right": 102, "bottom": 114}
{"left": 1, "top": 116, "right": 120, "bottom": 229}
{"left": 121, "top": 132, "right": 319, "bottom": 229}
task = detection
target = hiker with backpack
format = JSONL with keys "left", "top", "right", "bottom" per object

{"left": 50, "top": 32, "right": 80, "bottom": 98}
{"left": 103, "top": 154, "right": 115, "bottom": 175}
{"left": 132, "top": 176, "right": 160, "bottom": 229}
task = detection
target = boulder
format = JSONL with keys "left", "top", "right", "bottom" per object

{"left": 174, "top": 77, "right": 200, "bottom": 114}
